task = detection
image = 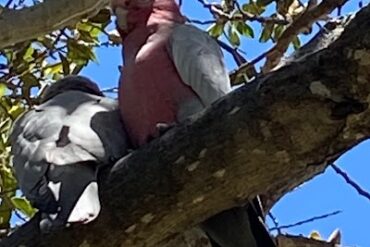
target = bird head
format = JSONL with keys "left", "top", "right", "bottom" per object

{"left": 111, "top": 0, "right": 184, "bottom": 38}
{"left": 40, "top": 76, "right": 103, "bottom": 103}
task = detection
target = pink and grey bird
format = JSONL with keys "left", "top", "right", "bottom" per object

{"left": 111, "top": 0, "right": 276, "bottom": 246}
{"left": 10, "top": 76, "right": 128, "bottom": 232}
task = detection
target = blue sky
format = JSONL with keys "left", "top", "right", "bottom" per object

{"left": 2, "top": 0, "right": 369, "bottom": 246}
{"left": 81, "top": 1, "right": 370, "bottom": 246}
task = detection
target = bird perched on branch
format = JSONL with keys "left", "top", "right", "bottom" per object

{"left": 111, "top": 0, "right": 276, "bottom": 246}
{"left": 10, "top": 75, "right": 129, "bottom": 232}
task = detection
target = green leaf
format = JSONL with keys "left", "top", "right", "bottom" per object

{"left": 235, "top": 21, "right": 254, "bottom": 38}
{"left": 207, "top": 23, "right": 225, "bottom": 38}
{"left": 44, "top": 63, "right": 63, "bottom": 76}
{"left": 292, "top": 35, "right": 301, "bottom": 50}
{"left": 242, "top": 1, "right": 266, "bottom": 15}
{"left": 273, "top": 24, "right": 285, "bottom": 41}
{"left": 77, "top": 23, "right": 102, "bottom": 39}
{"left": 228, "top": 25, "right": 240, "bottom": 47}
{"left": 0, "top": 203, "right": 11, "bottom": 230}
{"left": 89, "top": 8, "right": 112, "bottom": 24}
{"left": 67, "top": 40, "right": 96, "bottom": 64}
{"left": 259, "top": 23, "right": 275, "bottom": 43}
{"left": 22, "top": 46, "right": 35, "bottom": 62}
{"left": 11, "top": 197, "right": 36, "bottom": 218}
{"left": 0, "top": 165, "right": 17, "bottom": 195}
{"left": 0, "top": 84, "right": 6, "bottom": 97}
{"left": 8, "top": 102, "right": 25, "bottom": 120}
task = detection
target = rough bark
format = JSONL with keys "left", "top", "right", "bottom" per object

{"left": 2, "top": 4, "right": 370, "bottom": 247}
{"left": 0, "top": 0, "right": 108, "bottom": 49}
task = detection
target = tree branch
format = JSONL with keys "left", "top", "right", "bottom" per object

{"left": 3, "top": 3, "right": 370, "bottom": 247}
{"left": 331, "top": 163, "right": 370, "bottom": 202}
{"left": 0, "top": 0, "right": 109, "bottom": 49}
{"left": 269, "top": 210, "right": 342, "bottom": 231}
{"left": 262, "top": 0, "right": 348, "bottom": 72}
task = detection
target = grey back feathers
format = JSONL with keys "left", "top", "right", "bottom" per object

{"left": 40, "top": 75, "right": 104, "bottom": 103}
{"left": 10, "top": 75, "right": 128, "bottom": 231}
{"left": 167, "top": 24, "right": 231, "bottom": 107}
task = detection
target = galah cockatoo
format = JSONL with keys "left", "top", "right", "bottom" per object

{"left": 111, "top": 0, "right": 276, "bottom": 246}
{"left": 10, "top": 75, "right": 128, "bottom": 232}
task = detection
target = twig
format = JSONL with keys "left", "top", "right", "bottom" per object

{"left": 217, "top": 40, "right": 247, "bottom": 66}
{"left": 4, "top": 0, "right": 13, "bottom": 8}
{"left": 187, "top": 18, "right": 215, "bottom": 25}
{"left": 218, "top": 39, "right": 257, "bottom": 84}
{"left": 234, "top": 1, "right": 289, "bottom": 25}
{"left": 196, "top": 0, "right": 289, "bottom": 25}
{"left": 268, "top": 212, "right": 281, "bottom": 234}
{"left": 14, "top": 210, "right": 27, "bottom": 223}
{"left": 269, "top": 210, "right": 341, "bottom": 231}
{"left": 262, "top": 0, "right": 348, "bottom": 72}
{"left": 331, "top": 164, "right": 370, "bottom": 202}
{"left": 229, "top": 48, "right": 269, "bottom": 85}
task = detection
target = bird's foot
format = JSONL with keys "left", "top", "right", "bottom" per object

{"left": 156, "top": 123, "right": 176, "bottom": 136}
{"left": 39, "top": 213, "right": 65, "bottom": 234}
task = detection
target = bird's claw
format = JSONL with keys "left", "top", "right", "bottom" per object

{"left": 156, "top": 123, "right": 175, "bottom": 136}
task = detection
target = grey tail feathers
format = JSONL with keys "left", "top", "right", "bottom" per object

{"left": 201, "top": 197, "right": 276, "bottom": 247}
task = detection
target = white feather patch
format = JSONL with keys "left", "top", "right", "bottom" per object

{"left": 67, "top": 182, "right": 101, "bottom": 223}
{"left": 48, "top": 181, "right": 62, "bottom": 201}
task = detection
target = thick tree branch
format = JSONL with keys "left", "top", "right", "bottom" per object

{"left": 3, "top": 4, "right": 370, "bottom": 247}
{"left": 0, "top": 0, "right": 109, "bottom": 49}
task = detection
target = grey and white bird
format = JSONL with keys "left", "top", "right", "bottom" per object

{"left": 10, "top": 75, "right": 129, "bottom": 232}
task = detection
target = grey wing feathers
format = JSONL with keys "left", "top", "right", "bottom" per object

{"left": 10, "top": 91, "right": 128, "bottom": 196}
{"left": 167, "top": 24, "right": 232, "bottom": 106}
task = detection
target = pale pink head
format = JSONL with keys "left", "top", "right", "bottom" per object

{"left": 111, "top": 0, "right": 185, "bottom": 38}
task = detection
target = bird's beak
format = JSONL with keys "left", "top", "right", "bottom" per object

{"left": 114, "top": 7, "right": 129, "bottom": 31}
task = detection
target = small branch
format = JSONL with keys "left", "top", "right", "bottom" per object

{"left": 234, "top": 1, "right": 289, "bottom": 25}
{"left": 4, "top": 0, "right": 13, "bottom": 8}
{"left": 269, "top": 211, "right": 342, "bottom": 231}
{"left": 217, "top": 39, "right": 257, "bottom": 84}
{"left": 268, "top": 212, "right": 281, "bottom": 234}
{"left": 14, "top": 211, "right": 27, "bottom": 223}
{"left": 262, "top": 0, "right": 348, "bottom": 72}
{"left": 231, "top": 8, "right": 354, "bottom": 85}
{"left": 196, "top": 0, "right": 289, "bottom": 25}
{"left": 217, "top": 40, "right": 247, "bottom": 66}
{"left": 229, "top": 49, "right": 269, "bottom": 85}
{"left": 186, "top": 18, "right": 215, "bottom": 25}
{"left": 331, "top": 164, "right": 370, "bottom": 202}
